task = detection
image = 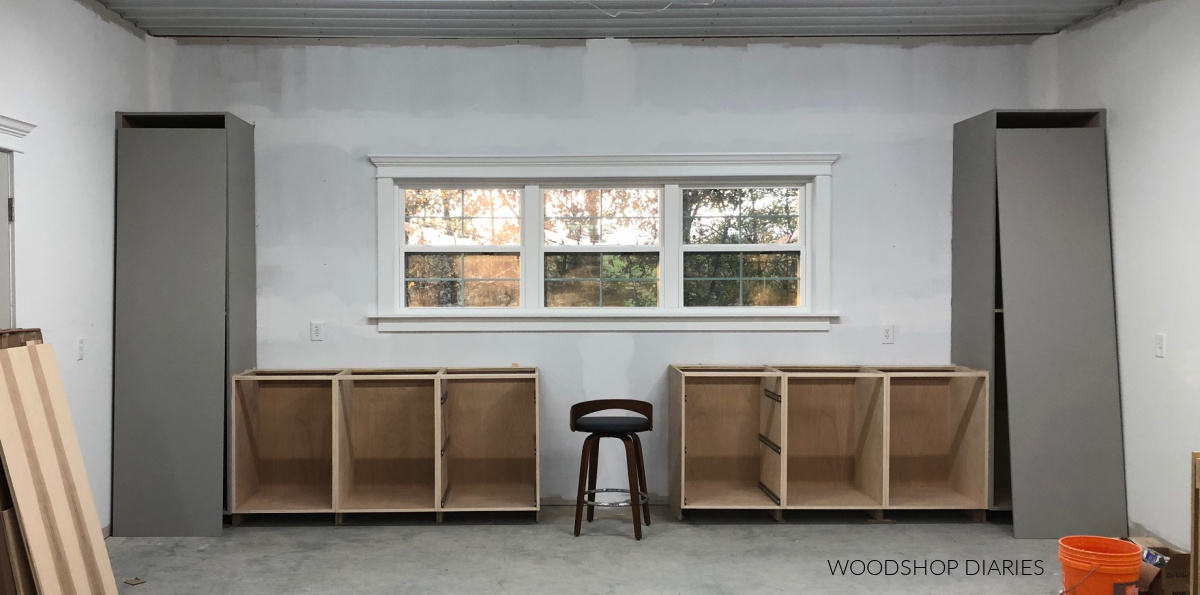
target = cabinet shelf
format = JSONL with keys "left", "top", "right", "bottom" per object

{"left": 441, "top": 481, "right": 538, "bottom": 511}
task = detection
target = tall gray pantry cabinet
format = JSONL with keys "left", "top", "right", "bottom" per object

{"left": 951, "top": 110, "right": 1127, "bottom": 539}
{"left": 113, "top": 113, "right": 256, "bottom": 537}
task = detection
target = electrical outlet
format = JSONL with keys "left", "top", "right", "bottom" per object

{"left": 77, "top": 338, "right": 84, "bottom": 361}
{"left": 310, "top": 322, "right": 325, "bottom": 342}
{"left": 881, "top": 324, "right": 895, "bottom": 344}
{"left": 1155, "top": 332, "right": 1166, "bottom": 358}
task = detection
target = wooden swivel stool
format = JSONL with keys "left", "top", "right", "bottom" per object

{"left": 571, "top": 399, "right": 652, "bottom": 540}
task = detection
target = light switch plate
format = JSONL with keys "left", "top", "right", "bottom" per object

{"left": 1155, "top": 332, "right": 1166, "bottom": 358}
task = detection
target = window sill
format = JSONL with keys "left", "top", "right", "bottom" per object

{"left": 369, "top": 309, "right": 838, "bottom": 333}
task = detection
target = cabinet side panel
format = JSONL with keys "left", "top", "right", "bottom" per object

{"left": 113, "top": 128, "right": 228, "bottom": 536}
{"left": 669, "top": 368, "right": 683, "bottom": 519}
{"left": 997, "top": 128, "right": 1127, "bottom": 538}
{"left": 951, "top": 113, "right": 998, "bottom": 371}
{"left": 952, "top": 114, "right": 1001, "bottom": 509}
{"left": 225, "top": 116, "right": 256, "bottom": 380}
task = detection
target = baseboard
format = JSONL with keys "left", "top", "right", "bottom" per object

{"left": 101, "top": 524, "right": 111, "bottom": 538}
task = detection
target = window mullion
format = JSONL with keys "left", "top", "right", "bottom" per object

{"left": 522, "top": 184, "right": 542, "bottom": 310}
{"left": 663, "top": 184, "right": 682, "bottom": 309}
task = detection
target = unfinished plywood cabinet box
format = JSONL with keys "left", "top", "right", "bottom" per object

{"left": 669, "top": 367, "right": 784, "bottom": 518}
{"left": 440, "top": 369, "right": 540, "bottom": 512}
{"left": 876, "top": 367, "right": 988, "bottom": 510}
{"left": 669, "top": 365, "right": 987, "bottom": 518}
{"left": 780, "top": 367, "right": 886, "bottom": 510}
{"left": 339, "top": 372, "right": 438, "bottom": 512}
{"left": 231, "top": 368, "right": 539, "bottom": 517}
{"left": 233, "top": 372, "right": 335, "bottom": 513}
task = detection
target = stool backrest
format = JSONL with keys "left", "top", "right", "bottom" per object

{"left": 569, "top": 399, "right": 653, "bottom": 432}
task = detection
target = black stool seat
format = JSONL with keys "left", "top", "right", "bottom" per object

{"left": 574, "top": 415, "right": 651, "bottom": 434}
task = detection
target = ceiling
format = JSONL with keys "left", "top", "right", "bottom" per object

{"left": 98, "top": 0, "right": 1127, "bottom": 39}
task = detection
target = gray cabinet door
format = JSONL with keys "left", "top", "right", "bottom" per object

{"left": 997, "top": 128, "right": 1127, "bottom": 538}
{"left": 114, "top": 129, "right": 228, "bottom": 537}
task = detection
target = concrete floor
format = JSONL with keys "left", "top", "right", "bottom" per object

{"left": 107, "top": 507, "right": 1064, "bottom": 594}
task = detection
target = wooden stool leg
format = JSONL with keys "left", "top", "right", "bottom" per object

{"left": 586, "top": 435, "right": 600, "bottom": 522}
{"left": 574, "top": 435, "right": 594, "bottom": 537}
{"left": 632, "top": 433, "right": 651, "bottom": 526}
{"left": 620, "top": 435, "right": 642, "bottom": 540}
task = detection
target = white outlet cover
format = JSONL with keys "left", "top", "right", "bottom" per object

{"left": 1154, "top": 333, "right": 1166, "bottom": 358}
{"left": 310, "top": 322, "right": 325, "bottom": 341}
{"left": 882, "top": 324, "right": 895, "bottom": 344}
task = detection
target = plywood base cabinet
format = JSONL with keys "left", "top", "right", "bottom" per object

{"left": 231, "top": 368, "right": 539, "bottom": 517}
{"left": 670, "top": 365, "right": 988, "bottom": 517}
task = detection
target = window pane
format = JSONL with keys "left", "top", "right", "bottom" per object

{"left": 684, "top": 279, "right": 740, "bottom": 307}
{"left": 544, "top": 218, "right": 602, "bottom": 246}
{"left": 682, "top": 252, "right": 740, "bottom": 278}
{"left": 544, "top": 188, "right": 660, "bottom": 245}
{"left": 406, "top": 280, "right": 461, "bottom": 307}
{"left": 464, "top": 253, "right": 520, "bottom": 278}
{"left": 744, "top": 279, "right": 798, "bottom": 307}
{"left": 405, "top": 252, "right": 519, "bottom": 308}
{"left": 463, "top": 217, "right": 521, "bottom": 245}
{"left": 602, "top": 281, "right": 658, "bottom": 307}
{"left": 544, "top": 252, "right": 659, "bottom": 307}
{"left": 601, "top": 253, "right": 658, "bottom": 280}
{"left": 406, "top": 253, "right": 461, "bottom": 279}
{"left": 742, "top": 252, "right": 799, "bottom": 278}
{"left": 404, "top": 189, "right": 521, "bottom": 246}
{"left": 405, "top": 218, "right": 462, "bottom": 245}
{"left": 683, "top": 187, "right": 801, "bottom": 245}
{"left": 685, "top": 217, "right": 739, "bottom": 244}
{"left": 545, "top": 280, "right": 600, "bottom": 307}
{"left": 683, "top": 251, "right": 801, "bottom": 307}
{"left": 741, "top": 216, "right": 796, "bottom": 244}
{"left": 545, "top": 253, "right": 601, "bottom": 279}
{"left": 608, "top": 218, "right": 658, "bottom": 245}
{"left": 544, "top": 189, "right": 602, "bottom": 219}
{"left": 406, "top": 189, "right": 464, "bottom": 218}
{"left": 464, "top": 280, "right": 520, "bottom": 307}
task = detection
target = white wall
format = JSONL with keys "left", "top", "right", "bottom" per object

{"left": 158, "top": 37, "right": 1040, "bottom": 499}
{"left": 0, "top": 0, "right": 160, "bottom": 527}
{"left": 1049, "top": 0, "right": 1200, "bottom": 547}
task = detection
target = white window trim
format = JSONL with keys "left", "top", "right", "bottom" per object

{"left": 370, "top": 153, "right": 838, "bottom": 333}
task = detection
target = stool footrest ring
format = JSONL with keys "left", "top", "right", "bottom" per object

{"left": 584, "top": 488, "right": 649, "bottom": 508}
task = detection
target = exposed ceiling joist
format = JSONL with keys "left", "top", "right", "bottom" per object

{"left": 96, "top": 0, "right": 1126, "bottom": 39}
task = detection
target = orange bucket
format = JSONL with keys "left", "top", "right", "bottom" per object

{"left": 1058, "top": 536, "right": 1142, "bottom": 595}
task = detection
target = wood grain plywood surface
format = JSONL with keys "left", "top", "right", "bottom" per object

{"left": 0, "top": 344, "right": 117, "bottom": 594}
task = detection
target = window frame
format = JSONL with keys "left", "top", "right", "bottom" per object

{"left": 371, "top": 154, "right": 838, "bottom": 332}
{"left": 677, "top": 182, "right": 810, "bottom": 309}
{"left": 399, "top": 185, "right": 526, "bottom": 308}
{"left": 540, "top": 185, "right": 665, "bottom": 309}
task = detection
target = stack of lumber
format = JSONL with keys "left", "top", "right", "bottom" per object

{"left": 0, "top": 338, "right": 117, "bottom": 594}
